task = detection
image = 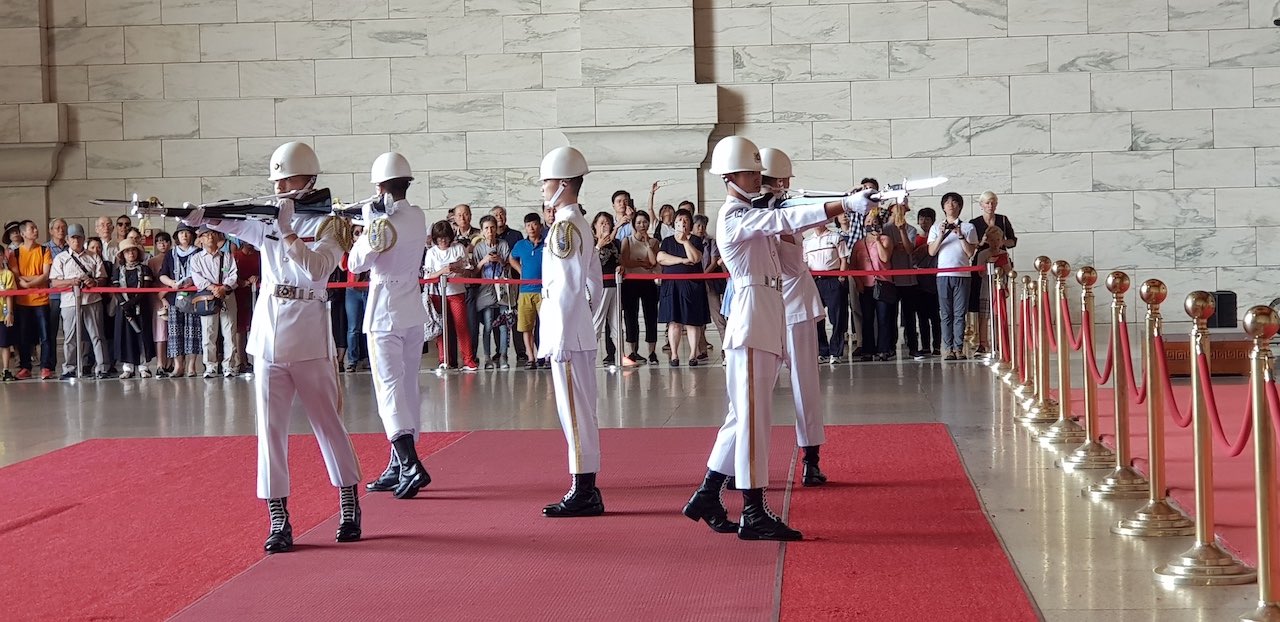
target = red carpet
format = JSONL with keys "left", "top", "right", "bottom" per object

{"left": 781, "top": 424, "right": 1039, "bottom": 622}
{"left": 1063, "top": 384, "right": 1263, "bottom": 565}
{"left": 0, "top": 432, "right": 465, "bottom": 621}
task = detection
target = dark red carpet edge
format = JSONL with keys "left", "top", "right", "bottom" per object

{"left": 0, "top": 432, "right": 466, "bottom": 622}
{"left": 780, "top": 424, "right": 1040, "bottom": 622}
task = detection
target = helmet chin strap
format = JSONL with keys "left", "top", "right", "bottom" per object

{"left": 726, "top": 179, "right": 761, "bottom": 201}
{"left": 544, "top": 181, "right": 567, "bottom": 210}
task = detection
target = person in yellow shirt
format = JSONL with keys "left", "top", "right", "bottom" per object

{"left": 10, "top": 221, "right": 53, "bottom": 379}
{"left": 0, "top": 247, "right": 16, "bottom": 381}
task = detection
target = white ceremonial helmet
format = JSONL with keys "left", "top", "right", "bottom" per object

{"left": 759, "top": 148, "right": 793, "bottom": 179}
{"left": 370, "top": 151, "right": 413, "bottom": 184}
{"left": 539, "top": 146, "right": 590, "bottom": 180}
{"left": 268, "top": 141, "right": 321, "bottom": 181}
{"left": 709, "top": 136, "right": 764, "bottom": 176}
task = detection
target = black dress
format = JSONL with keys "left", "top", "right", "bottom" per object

{"left": 113, "top": 263, "right": 156, "bottom": 365}
{"left": 657, "top": 236, "right": 710, "bottom": 325}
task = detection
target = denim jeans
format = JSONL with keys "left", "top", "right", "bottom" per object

{"left": 938, "top": 276, "right": 970, "bottom": 352}
{"left": 344, "top": 288, "right": 367, "bottom": 366}
{"left": 478, "top": 304, "right": 510, "bottom": 360}
{"left": 15, "top": 303, "right": 53, "bottom": 371}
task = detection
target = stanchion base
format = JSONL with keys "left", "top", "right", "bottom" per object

{"left": 1112, "top": 500, "right": 1195, "bottom": 537}
{"left": 1085, "top": 466, "right": 1150, "bottom": 501}
{"left": 1059, "top": 440, "right": 1116, "bottom": 471}
{"left": 1025, "top": 400, "right": 1059, "bottom": 419}
{"left": 1012, "top": 385, "right": 1032, "bottom": 400}
{"left": 1037, "top": 417, "right": 1086, "bottom": 446}
{"left": 1155, "top": 543, "right": 1257, "bottom": 587}
{"left": 1001, "top": 370, "right": 1021, "bottom": 387}
{"left": 1240, "top": 603, "right": 1280, "bottom": 622}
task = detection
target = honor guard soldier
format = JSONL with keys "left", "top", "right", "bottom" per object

{"left": 759, "top": 148, "right": 827, "bottom": 487}
{"left": 347, "top": 152, "right": 432, "bottom": 500}
{"left": 683, "top": 136, "right": 871, "bottom": 541}
{"left": 185, "top": 141, "right": 363, "bottom": 553}
{"left": 537, "top": 146, "right": 607, "bottom": 518}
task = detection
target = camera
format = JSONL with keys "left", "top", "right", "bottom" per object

{"left": 942, "top": 221, "right": 957, "bottom": 232}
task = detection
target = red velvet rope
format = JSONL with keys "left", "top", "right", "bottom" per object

{"left": 1118, "top": 323, "right": 1147, "bottom": 404}
{"left": 1196, "top": 353, "right": 1253, "bottom": 457}
{"left": 1083, "top": 317, "right": 1114, "bottom": 386}
{"left": 1018, "top": 297, "right": 1030, "bottom": 383}
{"left": 1049, "top": 294, "right": 1086, "bottom": 351}
{"left": 997, "top": 294, "right": 1012, "bottom": 364}
{"left": 1153, "top": 337, "right": 1193, "bottom": 428}
{"left": 1269, "top": 379, "right": 1280, "bottom": 444}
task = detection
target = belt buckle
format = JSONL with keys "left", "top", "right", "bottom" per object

{"left": 275, "top": 284, "right": 296, "bottom": 299}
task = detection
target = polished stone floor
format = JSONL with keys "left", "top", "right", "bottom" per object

{"left": 0, "top": 353, "right": 1259, "bottom": 620}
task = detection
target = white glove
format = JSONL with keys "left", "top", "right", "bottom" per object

{"left": 841, "top": 188, "right": 877, "bottom": 216}
{"left": 276, "top": 199, "right": 296, "bottom": 237}
{"left": 181, "top": 204, "right": 205, "bottom": 227}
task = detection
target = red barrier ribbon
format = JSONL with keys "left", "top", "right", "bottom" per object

{"left": 1118, "top": 322, "right": 1147, "bottom": 404}
{"left": 997, "top": 294, "right": 1012, "bottom": 364}
{"left": 1083, "top": 317, "right": 1114, "bottom": 386}
{"left": 1018, "top": 297, "right": 1031, "bottom": 384}
{"left": 1268, "top": 379, "right": 1280, "bottom": 443}
{"left": 1195, "top": 353, "right": 1252, "bottom": 457}
{"left": 1057, "top": 296, "right": 1085, "bottom": 351}
{"left": 1153, "top": 337, "right": 1193, "bottom": 428}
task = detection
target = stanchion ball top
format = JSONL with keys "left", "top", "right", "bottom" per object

{"left": 1243, "top": 306, "right": 1279, "bottom": 341}
{"left": 1105, "top": 271, "right": 1130, "bottom": 295}
{"left": 1034, "top": 256, "right": 1052, "bottom": 273}
{"left": 1184, "top": 290, "right": 1216, "bottom": 321}
{"left": 1021, "top": 275, "right": 1033, "bottom": 287}
{"left": 1139, "top": 279, "right": 1167, "bottom": 306}
{"left": 1076, "top": 266, "right": 1097, "bottom": 287}
{"left": 1051, "top": 260, "right": 1071, "bottom": 280}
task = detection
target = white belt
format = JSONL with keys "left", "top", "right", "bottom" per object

{"left": 731, "top": 275, "right": 783, "bottom": 292}
{"left": 272, "top": 284, "right": 327, "bottom": 302}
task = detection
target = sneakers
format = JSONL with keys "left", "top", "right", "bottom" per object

{"left": 484, "top": 358, "right": 496, "bottom": 370}
{"left": 203, "top": 370, "right": 217, "bottom": 378}
{"left": 60, "top": 372, "right": 76, "bottom": 380}
{"left": 499, "top": 356, "right": 510, "bottom": 370}
{"left": 526, "top": 359, "right": 538, "bottom": 370}
{"left": 647, "top": 352, "right": 659, "bottom": 365}
{"left": 669, "top": 359, "right": 679, "bottom": 367}
{"left": 40, "top": 369, "right": 53, "bottom": 380}
{"left": 602, "top": 355, "right": 615, "bottom": 367}
{"left": 1, "top": 370, "right": 14, "bottom": 381}
{"left": 944, "top": 351, "right": 958, "bottom": 361}
{"left": 154, "top": 368, "right": 169, "bottom": 378}
{"left": 626, "top": 352, "right": 645, "bottom": 365}
{"left": 224, "top": 370, "right": 237, "bottom": 378}
{"left": 438, "top": 363, "right": 450, "bottom": 370}
{"left": 15, "top": 368, "right": 30, "bottom": 380}
{"left": 461, "top": 364, "right": 479, "bottom": 372}
{"left": 119, "top": 371, "right": 134, "bottom": 379}
{"left": 139, "top": 368, "right": 153, "bottom": 378}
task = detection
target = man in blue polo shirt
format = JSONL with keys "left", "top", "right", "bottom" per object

{"left": 509, "top": 212, "right": 546, "bottom": 369}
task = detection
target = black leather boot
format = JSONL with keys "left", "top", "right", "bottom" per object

{"left": 543, "top": 472, "right": 605, "bottom": 517}
{"left": 263, "top": 497, "right": 293, "bottom": 554}
{"left": 391, "top": 434, "right": 431, "bottom": 500}
{"left": 682, "top": 470, "right": 737, "bottom": 534}
{"left": 365, "top": 450, "right": 400, "bottom": 492}
{"left": 336, "top": 485, "right": 362, "bottom": 542}
{"left": 738, "top": 488, "right": 802, "bottom": 541}
{"left": 801, "top": 445, "right": 827, "bottom": 487}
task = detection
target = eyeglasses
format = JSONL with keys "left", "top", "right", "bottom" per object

{"left": 116, "top": 222, "right": 129, "bottom": 227}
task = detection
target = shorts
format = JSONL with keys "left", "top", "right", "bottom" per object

{"left": 516, "top": 292, "right": 542, "bottom": 333}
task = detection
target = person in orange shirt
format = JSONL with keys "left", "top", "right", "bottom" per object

{"left": 9, "top": 221, "right": 53, "bottom": 379}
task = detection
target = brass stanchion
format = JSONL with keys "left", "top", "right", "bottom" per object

{"left": 1113, "top": 279, "right": 1194, "bottom": 535}
{"left": 1016, "top": 277, "right": 1038, "bottom": 406}
{"left": 1040, "top": 261, "right": 1086, "bottom": 445}
{"left": 1061, "top": 267, "right": 1115, "bottom": 471}
{"left": 1155, "top": 291, "right": 1256, "bottom": 586}
{"left": 1085, "top": 272, "right": 1150, "bottom": 500}
{"left": 984, "top": 260, "right": 999, "bottom": 367}
{"left": 994, "top": 268, "right": 1014, "bottom": 378}
{"left": 1241, "top": 306, "right": 1280, "bottom": 621}
{"left": 1019, "top": 256, "right": 1058, "bottom": 424}
{"left": 1004, "top": 273, "right": 1028, "bottom": 388}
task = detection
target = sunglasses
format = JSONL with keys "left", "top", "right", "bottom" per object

{"left": 116, "top": 222, "right": 129, "bottom": 227}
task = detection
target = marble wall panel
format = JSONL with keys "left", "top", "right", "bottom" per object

{"left": 276, "top": 97, "right": 352, "bottom": 135}
{"left": 198, "top": 99, "right": 275, "bottom": 138}
{"left": 504, "top": 90, "right": 557, "bottom": 129}
{"left": 352, "top": 95, "right": 428, "bottom": 134}
{"left": 51, "top": 27, "right": 125, "bottom": 65}
{"left": 543, "top": 51, "right": 582, "bottom": 88}
{"left": 811, "top": 43, "right": 889, "bottom": 81}
{"left": 717, "top": 84, "right": 772, "bottom": 124}
{"left": 0, "top": 0, "right": 43, "bottom": 27}
{"left": 734, "top": 122, "right": 814, "bottom": 160}
{"left": 1011, "top": 153, "right": 1092, "bottom": 192}
{"left": 1214, "top": 107, "right": 1280, "bottom": 148}
{"left": 1093, "top": 229, "right": 1176, "bottom": 270}
{"left": 733, "top": 45, "right": 810, "bottom": 83}
{"left": 582, "top": 8, "right": 692, "bottom": 49}
{"left": 313, "top": 0, "right": 387, "bottom": 20}
{"left": 428, "top": 92, "right": 504, "bottom": 131}
{"left": 1087, "top": 0, "right": 1167, "bottom": 33}
{"left": 1131, "top": 110, "right": 1213, "bottom": 150}
{"left": 988, "top": 192, "right": 1052, "bottom": 232}
{"left": 1173, "top": 148, "right": 1255, "bottom": 188}
{"left": 91, "top": 64, "right": 165, "bottom": 100}
{"left": 389, "top": 57, "right": 467, "bottom": 93}
{"left": 1051, "top": 190, "right": 1133, "bottom": 231}
{"left": 66, "top": 103, "right": 124, "bottom": 141}
{"left": 889, "top": 40, "right": 969, "bottom": 78}
{"left": 1250, "top": 0, "right": 1280, "bottom": 27}
{"left": 556, "top": 87, "right": 595, "bottom": 126}
{"left": 1092, "top": 151, "right": 1173, "bottom": 191}
{"left": 317, "top": 59, "right": 392, "bottom": 95}
{"left": 236, "top": 0, "right": 312, "bottom": 22}
{"left": 0, "top": 28, "right": 40, "bottom": 67}
{"left": 391, "top": 132, "right": 468, "bottom": 171}
{"left": 236, "top": 135, "right": 307, "bottom": 176}
{"left": 1172, "top": 68, "right": 1252, "bottom": 109}
{"left": 789, "top": 160, "right": 854, "bottom": 194}
{"left": 466, "top": 130, "right": 543, "bottom": 168}
{"left": 50, "top": 181, "right": 130, "bottom": 216}
{"left": 927, "top": 0, "right": 1008, "bottom": 39}
{"left": 1175, "top": 227, "right": 1257, "bottom": 268}
{"left": 1254, "top": 67, "right": 1280, "bottom": 106}
{"left": 199, "top": 23, "right": 275, "bottom": 61}
{"left": 813, "top": 121, "right": 891, "bottom": 160}
{"left": 1215, "top": 267, "right": 1280, "bottom": 311}
{"left": 583, "top": 47, "right": 694, "bottom": 85}
{"left": 1010, "top": 73, "right": 1090, "bottom": 114}
{"left": 503, "top": 14, "right": 579, "bottom": 54}
{"left": 595, "top": 86, "right": 679, "bottom": 125}
{"left": 1209, "top": 29, "right": 1280, "bottom": 67}
{"left": 891, "top": 117, "right": 969, "bottom": 158}
{"left": 848, "top": 3, "right": 928, "bottom": 43}
{"left": 160, "top": 0, "right": 235, "bottom": 24}
{"left": 276, "top": 21, "right": 352, "bottom": 60}
{"left": 967, "top": 36, "right": 1048, "bottom": 75}
{"left": 772, "top": 82, "right": 850, "bottom": 122}
{"left": 771, "top": 5, "right": 849, "bottom": 45}
{"left": 1012, "top": 232, "right": 1093, "bottom": 269}
{"left": 931, "top": 155, "right": 1012, "bottom": 195}
{"left": 239, "top": 60, "right": 315, "bottom": 98}
{"left": 86, "top": 139, "right": 162, "bottom": 178}
{"left": 428, "top": 169, "right": 507, "bottom": 210}
{"left": 1049, "top": 112, "right": 1131, "bottom": 152}
{"left": 1256, "top": 146, "right": 1280, "bottom": 184}
{"left": 313, "top": 134, "right": 391, "bottom": 173}
{"left": 1090, "top": 71, "right": 1171, "bottom": 111}
{"left": 466, "top": 0, "right": 540, "bottom": 14}
{"left": 53, "top": 67, "right": 89, "bottom": 102}
{"left": 0, "top": 66, "right": 43, "bottom": 104}
{"left": 503, "top": 168, "right": 543, "bottom": 209}
{"left": 1133, "top": 189, "right": 1215, "bottom": 229}
{"left": 124, "top": 25, "right": 199, "bottom": 64}
{"left": 1007, "top": 0, "right": 1086, "bottom": 36}
{"left": 121, "top": 178, "right": 203, "bottom": 214}
{"left": 1129, "top": 32, "right": 1209, "bottom": 70}
{"left": 851, "top": 158, "right": 934, "bottom": 188}
{"left": 161, "top": 63, "right": 236, "bottom": 99}
{"left": 424, "top": 17, "right": 502, "bottom": 56}
{"left": 1258, "top": 227, "right": 1280, "bottom": 266}
{"left": 969, "top": 115, "right": 1050, "bottom": 155}
{"left": 1048, "top": 33, "right": 1128, "bottom": 72}
{"left": 352, "top": 19, "right": 429, "bottom": 57}
{"left": 122, "top": 100, "right": 198, "bottom": 139}
{"left": 582, "top": 0, "right": 685, "bottom": 9}
{"left": 693, "top": 8, "right": 769, "bottom": 48}
{"left": 199, "top": 176, "right": 274, "bottom": 203}
{"left": 1169, "top": 0, "right": 1248, "bottom": 30}
{"left": 677, "top": 84, "right": 718, "bottom": 124}
{"left": 851, "top": 79, "right": 930, "bottom": 119}
{"left": 1213, "top": 188, "right": 1280, "bottom": 227}
{"left": 162, "top": 138, "right": 237, "bottom": 176}
{"left": 929, "top": 77, "right": 1010, "bottom": 117}
{"left": 87, "top": 0, "right": 159, "bottom": 26}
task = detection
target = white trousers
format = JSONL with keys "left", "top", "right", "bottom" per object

{"left": 707, "top": 347, "right": 781, "bottom": 490}
{"left": 550, "top": 349, "right": 601, "bottom": 474}
{"left": 201, "top": 295, "right": 238, "bottom": 371}
{"left": 784, "top": 318, "right": 826, "bottom": 448}
{"left": 706, "top": 288, "right": 726, "bottom": 344}
{"left": 60, "top": 301, "right": 108, "bottom": 375}
{"left": 591, "top": 287, "right": 621, "bottom": 352}
{"left": 255, "top": 356, "right": 362, "bottom": 499}
{"left": 367, "top": 326, "right": 424, "bottom": 440}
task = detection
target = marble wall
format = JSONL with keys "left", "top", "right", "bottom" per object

{"left": 8, "top": 0, "right": 1280, "bottom": 314}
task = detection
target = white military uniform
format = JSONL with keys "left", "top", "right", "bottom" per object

{"left": 707, "top": 196, "right": 832, "bottom": 489}
{"left": 346, "top": 199, "right": 429, "bottom": 441}
{"left": 211, "top": 207, "right": 362, "bottom": 499}
{"left": 777, "top": 233, "right": 827, "bottom": 449}
{"left": 538, "top": 202, "right": 605, "bottom": 474}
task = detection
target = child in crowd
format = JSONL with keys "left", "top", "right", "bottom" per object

{"left": 0, "top": 248, "right": 15, "bottom": 381}
{"left": 148, "top": 232, "right": 172, "bottom": 377}
{"left": 113, "top": 240, "right": 155, "bottom": 378}
{"left": 973, "top": 227, "right": 1012, "bottom": 351}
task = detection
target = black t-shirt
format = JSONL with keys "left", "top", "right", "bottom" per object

{"left": 597, "top": 239, "right": 621, "bottom": 288}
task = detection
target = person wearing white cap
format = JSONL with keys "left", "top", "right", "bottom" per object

{"left": 759, "top": 147, "right": 827, "bottom": 488}
{"left": 184, "top": 141, "right": 362, "bottom": 554}
{"left": 537, "top": 146, "right": 607, "bottom": 518}
{"left": 346, "top": 152, "right": 432, "bottom": 500}
{"left": 682, "top": 136, "right": 873, "bottom": 541}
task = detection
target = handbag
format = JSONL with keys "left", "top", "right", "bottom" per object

{"left": 422, "top": 284, "right": 443, "bottom": 341}
{"left": 176, "top": 290, "right": 224, "bottom": 316}
{"left": 873, "top": 279, "right": 898, "bottom": 305}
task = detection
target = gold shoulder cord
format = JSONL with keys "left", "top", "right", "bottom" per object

{"left": 550, "top": 220, "right": 581, "bottom": 259}
{"left": 367, "top": 215, "right": 398, "bottom": 252}
{"left": 316, "top": 216, "right": 355, "bottom": 252}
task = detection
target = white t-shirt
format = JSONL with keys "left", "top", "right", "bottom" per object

{"left": 422, "top": 243, "right": 470, "bottom": 296}
{"left": 926, "top": 220, "right": 978, "bottom": 278}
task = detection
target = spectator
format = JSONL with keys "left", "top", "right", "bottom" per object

{"left": 693, "top": 214, "right": 725, "bottom": 363}
{"left": 231, "top": 239, "right": 259, "bottom": 374}
{"left": 94, "top": 217, "right": 116, "bottom": 265}
{"left": 109, "top": 214, "right": 131, "bottom": 259}
{"left": 10, "top": 220, "right": 53, "bottom": 379}
{"left": 833, "top": 212, "right": 863, "bottom": 358}
{"left": 620, "top": 210, "right": 660, "bottom": 366}
{"left": 45, "top": 219, "right": 68, "bottom": 362}
{"left": 473, "top": 215, "right": 513, "bottom": 369}
{"left": 654, "top": 204, "right": 676, "bottom": 240}
{"left": 803, "top": 222, "right": 848, "bottom": 364}
{"left": 968, "top": 191, "right": 1017, "bottom": 356}
{"left": 656, "top": 208, "right": 707, "bottom": 366}
{"left": 49, "top": 223, "right": 109, "bottom": 380}
{"left": 0, "top": 247, "right": 14, "bottom": 381}
{"left": 882, "top": 200, "right": 923, "bottom": 359}
{"left": 850, "top": 207, "right": 882, "bottom": 362}
{"left": 147, "top": 232, "right": 172, "bottom": 377}
{"left": 119, "top": 227, "right": 148, "bottom": 263}
{"left": 190, "top": 227, "right": 239, "bottom": 378}
{"left": 489, "top": 206, "right": 525, "bottom": 250}
{"left": 4, "top": 221, "right": 19, "bottom": 250}
{"left": 509, "top": 213, "right": 546, "bottom": 370}
{"left": 591, "top": 212, "right": 622, "bottom": 366}
{"left": 612, "top": 190, "right": 635, "bottom": 241}
{"left": 112, "top": 239, "right": 155, "bottom": 378}
{"left": 341, "top": 231, "right": 368, "bottom": 373}
{"left": 913, "top": 208, "right": 942, "bottom": 357}
{"left": 327, "top": 261, "right": 347, "bottom": 369}
{"left": 452, "top": 204, "right": 483, "bottom": 364}
{"left": 423, "top": 219, "right": 479, "bottom": 371}
{"left": 974, "top": 227, "right": 1013, "bottom": 355}
{"left": 928, "top": 192, "right": 978, "bottom": 360}
{"left": 159, "top": 225, "right": 203, "bottom": 377}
